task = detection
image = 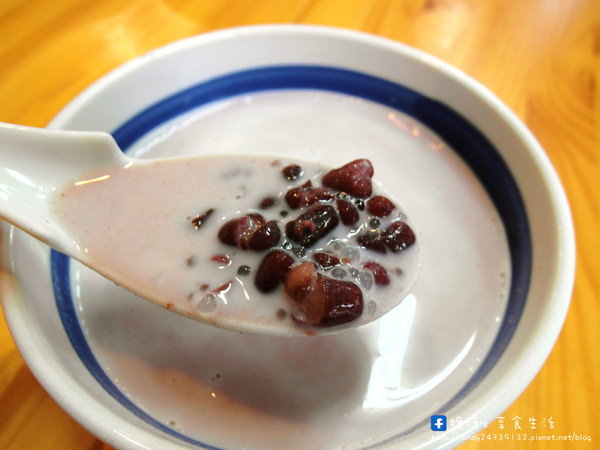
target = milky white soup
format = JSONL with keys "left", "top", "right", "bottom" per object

{"left": 51, "top": 155, "right": 420, "bottom": 335}
{"left": 55, "top": 90, "right": 512, "bottom": 448}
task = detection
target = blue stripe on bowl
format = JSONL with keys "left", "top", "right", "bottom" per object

{"left": 51, "top": 65, "right": 531, "bottom": 448}
{"left": 51, "top": 252, "right": 218, "bottom": 448}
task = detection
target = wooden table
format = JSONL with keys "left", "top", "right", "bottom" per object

{"left": 0, "top": 1, "right": 597, "bottom": 448}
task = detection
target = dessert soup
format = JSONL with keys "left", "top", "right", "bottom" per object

{"left": 61, "top": 90, "right": 511, "bottom": 449}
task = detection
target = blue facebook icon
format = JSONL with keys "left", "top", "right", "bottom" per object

{"left": 431, "top": 415, "right": 447, "bottom": 431}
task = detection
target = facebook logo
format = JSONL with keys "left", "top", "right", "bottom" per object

{"left": 430, "top": 415, "right": 447, "bottom": 431}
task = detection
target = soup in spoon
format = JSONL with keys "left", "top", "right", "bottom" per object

{"left": 51, "top": 156, "right": 419, "bottom": 335}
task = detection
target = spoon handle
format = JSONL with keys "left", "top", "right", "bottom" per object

{"left": 0, "top": 123, "right": 128, "bottom": 254}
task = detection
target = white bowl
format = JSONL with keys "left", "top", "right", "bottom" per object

{"left": 1, "top": 25, "right": 574, "bottom": 449}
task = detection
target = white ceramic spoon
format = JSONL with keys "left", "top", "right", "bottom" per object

{"left": 0, "top": 122, "right": 420, "bottom": 336}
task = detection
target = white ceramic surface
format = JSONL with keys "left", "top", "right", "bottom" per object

{"left": 0, "top": 25, "right": 574, "bottom": 450}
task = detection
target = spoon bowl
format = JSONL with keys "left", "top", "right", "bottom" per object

{"left": 1, "top": 122, "right": 420, "bottom": 336}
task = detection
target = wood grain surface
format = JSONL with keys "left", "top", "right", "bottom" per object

{"left": 0, "top": 1, "right": 597, "bottom": 449}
